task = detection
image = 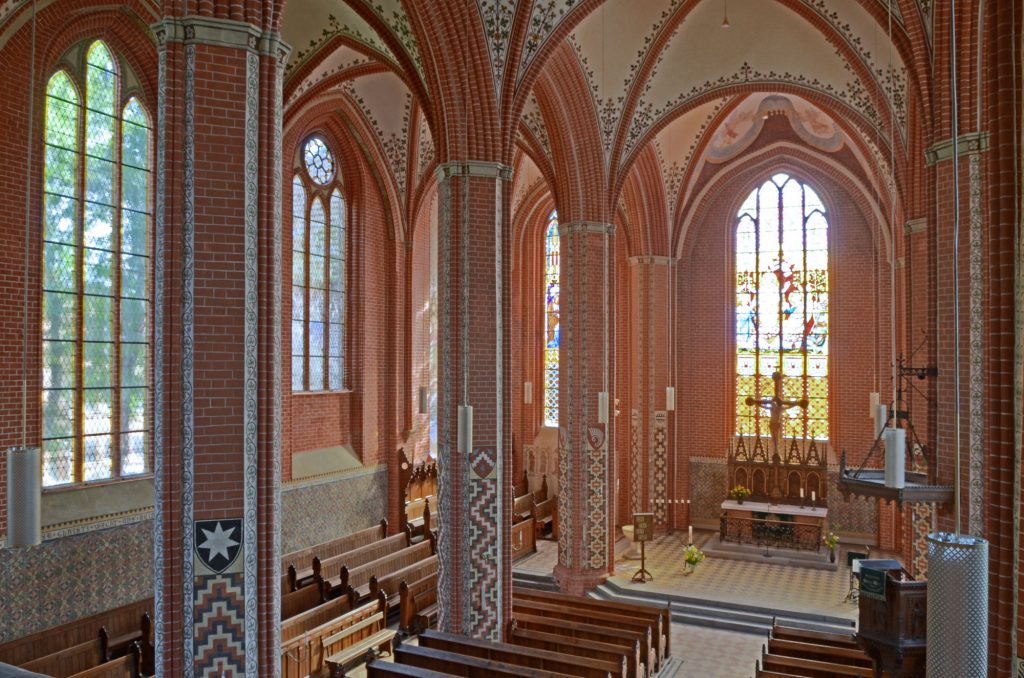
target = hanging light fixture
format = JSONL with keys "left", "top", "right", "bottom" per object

{"left": 721, "top": 0, "right": 730, "bottom": 29}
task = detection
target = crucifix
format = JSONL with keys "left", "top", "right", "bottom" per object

{"left": 745, "top": 371, "right": 808, "bottom": 454}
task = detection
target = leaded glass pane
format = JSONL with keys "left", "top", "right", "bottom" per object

{"left": 83, "top": 388, "right": 112, "bottom": 435}
{"left": 120, "top": 387, "right": 147, "bottom": 431}
{"left": 308, "top": 358, "right": 324, "bottom": 391}
{"left": 303, "top": 137, "right": 335, "bottom": 185}
{"left": 121, "top": 209, "right": 148, "bottom": 255}
{"left": 83, "top": 342, "right": 112, "bottom": 388}
{"left": 309, "top": 321, "right": 325, "bottom": 357}
{"left": 121, "top": 430, "right": 147, "bottom": 476}
{"left": 735, "top": 175, "right": 829, "bottom": 441}
{"left": 45, "top": 147, "right": 77, "bottom": 195}
{"left": 43, "top": 291, "right": 76, "bottom": 339}
{"left": 329, "top": 324, "right": 342, "bottom": 357}
{"left": 292, "top": 287, "right": 305, "bottom": 321}
{"left": 84, "top": 247, "right": 114, "bottom": 295}
{"left": 291, "top": 320, "right": 304, "bottom": 355}
{"left": 44, "top": 243, "right": 76, "bottom": 292}
{"left": 83, "top": 434, "right": 113, "bottom": 481}
{"left": 43, "top": 438, "right": 74, "bottom": 486}
{"left": 121, "top": 343, "right": 147, "bottom": 388}
{"left": 45, "top": 194, "right": 77, "bottom": 244}
{"left": 122, "top": 253, "right": 147, "bottom": 298}
{"left": 120, "top": 298, "right": 147, "bottom": 342}
{"left": 43, "top": 340, "right": 75, "bottom": 389}
{"left": 543, "top": 211, "right": 560, "bottom": 427}
{"left": 84, "top": 201, "right": 114, "bottom": 248}
{"left": 328, "top": 358, "right": 343, "bottom": 391}
{"left": 83, "top": 295, "right": 112, "bottom": 340}
{"left": 292, "top": 356, "right": 305, "bottom": 389}
{"left": 42, "top": 388, "right": 75, "bottom": 439}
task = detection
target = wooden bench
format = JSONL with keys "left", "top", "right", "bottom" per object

{"left": 512, "top": 598, "right": 657, "bottom": 673}
{"left": 418, "top": 630, "right": 616, "bottom": 678}
{"left": 511, "top": 613, "right": 645, "bottom": 677}
{"left": 393, "top": 644, "right": 580, "bottom": 678}
{"left": 281, "top": 591, "right": 387, "bottom": 678}
{"left": 283, "top": 519, "right": 389, "bottom": 591}
{"left": 513, "top": 587, "right": 669, "bottom": 664}
{"left": 67, "top": 641, "right": 140, "bottom": 678}
{"left": 511, "top": 493, "right": 537, "bottom": 561}
{"left": 340, "top": 539, "right": 435, "bottom": 600}
{"left": 771, "top": 623, "right": 858, "bottom": 648}
{"left": 281, "top": 573, "right": 332, "bottom": 620}
{"left": 366, "top": 659, "right": 456, "bottom": 678}
{"left": 0, "top": 599, "right": 153, "bottom": 675}
{"left": 533, "top": 496, "right": 557, "bottom": 540}
{"left": 759, "top": 650, "right": 872, "bottom": 677}
{"left": 399, "top": 572, "right": 438, "bottom": 634}
{"left": 18, "top": 628, "right": 109, "bottom": 676}
{"left": 369, "top": 555, "right": 439, "bottom": 609}
{"left": 768, "top": 637, "right": 872, "bottom": 669}
{"left": 304, "top": 531, "right": 412, "bottom": 587}
{"left": 405, "top": 496, "right": 434, "bottom": 541}
{"left": 507, "top": 621, "right": 635, "bottom": 678}
{"left": 322, "top": 603, "right": 397, "bottom": 678}
{"left": 281, "top": 595, "right": 355, "bottom": 645}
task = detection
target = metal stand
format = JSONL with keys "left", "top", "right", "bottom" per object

{"left": 631, "top": 541, "right": 653, "bottom": 583}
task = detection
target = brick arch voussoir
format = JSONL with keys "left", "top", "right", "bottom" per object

{"left": 284, "top": 61, "right": 393, "bottom": 124}
{"left": 504, "top": 0, "right": 606, "bottom": 161}
{"left": 930, "top": 0, "right": 983, "bottom": 132}
{"left": 283, "top": 34, "right": 415, "bottom": 106}
{"left": 37, "top": 5, "right": 159, "bottom": 108}
{"left": 513, "top": 179, "right": 556, "bottom": 266}
{"left": 619, "top": 146, "right": 669, "bottom": 257}
{"left": 513, "top": 132, "right": 558, "bottom": 206}
{"left": 678, "top": 146, "right": 893, "bottom": 262}
{"left": 534, "top": 43, "right": 607, "bottom": 223}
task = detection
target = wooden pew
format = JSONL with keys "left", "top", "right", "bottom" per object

{"left": 406, "top": 496, "right": 434, "bottom": 541}
{"left": 759, "top": 647, "right": 872, "bottom": 677}
{"left": 511, "top": 613, "right": 644, "bottom": 677}
{"left": 418, "top": 630, "right": 618, "bottom": 678}
{"left": 366, "top": 660, "right": 456, "bottom": 678}
{"left": 0, "top": 599, "right": 153, "bottom": 672}
{"left": 511, "top": 493, "right": 537, "bottom": 562}
{"left": 340, "top": 538, "right": 435, "bottom": 601}
{"left": 399, "top": 572, "right": 438, "bottom": 635}
{"left": 281, "top": 595, "right": 355, "bottom": 645}
{"left": 771, "top": 624, "right": 858, "bottom": 648}
{"left": 512, "top": 599, "right": 657, "bottom": 673}
{"left": 768, "top": 637, "right": 872, "bottom": 670}
{"left": 369, "top": 555, "right": 439, "bottom": 609}
{"left": 507, "top": 622, "right": 635, "bottom": 678}
{"left": 284, "top": 520, "right": 387, "bottom": 589}
{"left": 322, "top": 593, "right": 397, "bottom": 678}
{"left": 68, "top": 641, "right": 140, "bottom": 678}
{"left": 393, "top": 644, "right": 579, "bottom": 678}
{"left": 281, "top": 592, "right": 387, "bottom": 678}
{"left": 306, "top": 531, "right": 412, "bottom": 586}
{"left": 533, "top": 495, "right": 557, "bottom": 540}
{"left": 281, "top": 573, "right": 332, "bottom": 620}
{"left": 19, "top": 628, "right": 109, "bottom": 676}
{"left": 512, "top": 587, "right": 669, "bottom": 663}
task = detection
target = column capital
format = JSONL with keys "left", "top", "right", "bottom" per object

{"left": 558, "top": 220, "right": 615, "bottom": 236}
{"left": 152, "top": 16, "right": 291, "bottom": 63}
{"left": 924, "top": 131, "right": 989, "bottom": 165}
{"left": 628, "top": 255, "right": 676, "bottom": 267}
{"left": 435, "top": 161, "right": 513, "bottom": 181}
{"left": 904, "top": 218, "right": 927, "bottom": 235}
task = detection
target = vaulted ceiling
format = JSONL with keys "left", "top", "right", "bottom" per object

{"left": 279, "top": 0, "right": 939, "bottom": 254}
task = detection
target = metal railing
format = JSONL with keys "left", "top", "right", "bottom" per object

{"left": 719, "top": 515, "right": 822, "bottom": 552}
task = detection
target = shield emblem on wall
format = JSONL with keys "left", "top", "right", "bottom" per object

{"left": 194, "top": 518, "right": 242, "bottom": 575}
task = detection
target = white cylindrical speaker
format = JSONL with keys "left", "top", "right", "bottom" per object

{"left": 927, "top": 532, "right": 988, "bottom": 677}
{"left": 874, "top": 403, "right": 888, "bottom": 438}
{"left": 883, "top": 426, "right": 905, "bottom": 489}
{"left": 666, "top": 386, "right": 676, "bottom": 412}
{"left": 418, "top": 386, "right": 427, "bottom": 415}
{"left": 523, "top": 381, "right": 532, "bottom": 404}
{"left": 869, "top": 391, "right": 880, "bottom": 418}
{"left": 457, "top": 405, "right": 473, "bottom": 454}
{"left": 597, "top": 391, "right": 609, "bottom": 424}
{"left": 7, "top": 446, "right": 41, "bottom": 548}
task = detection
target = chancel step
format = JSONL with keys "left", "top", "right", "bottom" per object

{"left": 592, "top": 580, "right": 855, "bottom": 637}
{"left": 511, "top": 570, "right": 559, "bottom": 592}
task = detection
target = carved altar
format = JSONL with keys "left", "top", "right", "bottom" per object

{"left": 728, "top": 436, "right": 829, "bottom": 506}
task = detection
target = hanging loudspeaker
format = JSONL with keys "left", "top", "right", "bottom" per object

{"left": 874, "top": 403, "right": 888, "bottom": 438}
{"left": 418, "top": 386, "right": 427, "bottom": 415}
{"left": 457, "top": 405, "right": 473, "bottom": 455}
{"left": 869, "top": 392, "right": 880, "bottom": 419}
{"left": 883, "top": 426, "right": 905, "bottom": 489}
{"left": 7, "top": 446, "right": 41, "bottom": 548}
{"left": 597, "top": 392, "right": 609, "bottom": 424}
{"left": 666, "top": 386, "right": 676, "bottom": 411}
{"left": 523, "top": 381, "right": 532, "bottom": 404}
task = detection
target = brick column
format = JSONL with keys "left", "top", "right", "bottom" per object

{"left": 434, "top": 161, "right": 512, "bottom": 640}
{"left": 554, "top": 221, "right": 615, "bottom": 593}
{"left": 152, "top": 17, "right": 288, "bottom": 677}
{"left": 627, "top": 256, "right": 677, "bottom": 532}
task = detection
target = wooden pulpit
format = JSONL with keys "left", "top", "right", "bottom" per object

{"left": 856, "top": 559, "right": 926, "bottom": 678}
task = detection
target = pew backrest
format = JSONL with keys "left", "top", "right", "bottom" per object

{"left": 280, "top": 519, "right": 387, "bottom": 573}
{"left": 513, "top": 493, "right": 535, "bottom": 521}
{"left": 418, "top": 630, "right": 615, "bottom": 678}
{"left": 341, "top": 541, "right": 433, "bottom": 595}
{"left": 67, "top": 642, "right": 139, "bottom": 678}
{"left": 281, "top": 596, "right": 353, "bottom": 644}
{"left": 19, "top": 629, "right": 108, "bottom": 676}
{"left": 310, "top": 531, "right": 411, "bottom": 583}
{"left": 370, "top": 556, "right": 438, "bottom": 604}
{"left": 281, "top": 574, "right": 329, "bottom": 620}
{"left": 280, "top": 593, "right": 387, "bottom": 678}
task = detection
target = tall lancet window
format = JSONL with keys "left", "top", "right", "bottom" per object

{"left": 543, "top": 211, "right": 560, "bottom": 427}
{"left": 292, "top": 135, "right": 346, "bottom": 392}
{"left": 735, "top": 174, "right": 829, "bottom": 441}
{"left": 41, "top": 41, "right": 152, "bottom": 486}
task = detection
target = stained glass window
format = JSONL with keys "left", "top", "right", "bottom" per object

{"left": 735, "top": 174, "right": 828, "bottom": 441}
{"left": 42, "top": 40, "right": 151, "bottom": 486}
{"left": 303, "top": 136, "right": 335, "bottom": 185}
{"left": 292, "top": 135, "right": 346, "bottom": 392}
{"left": 543, "top": 211, "right": 560, "bottom": 427}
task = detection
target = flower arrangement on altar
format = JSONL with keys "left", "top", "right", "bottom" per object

{"left": 728, "top": 485, "right": 751, "bottom": 502}
{"left": 683, "top": 544, "right": 706, "bottom": 573}
{"left": 823, "top": 531, "right": 840, "bottom": 550}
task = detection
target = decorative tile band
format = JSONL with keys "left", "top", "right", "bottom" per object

{"left": 967, "top": 153, "right": 984, "bottom": 536}
{"left": 630, "top": 410, "right": 641, "bottom": 516}
{"left": 193, "top": 572, "right": 246, "bottom": 676}
{"left": 652, "top": 411, "right": 668, "bottom": 524}
{"left": 153, "top": 40, "right": 168, "bottom": 677}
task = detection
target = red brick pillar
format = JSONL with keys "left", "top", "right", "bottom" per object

{"left": 434, "top": 161, "right": 513, "bottom": 640}
{"left": 554, "top": 221, "right": 615, "bottom": 593}
{"left": 627, "top": 256, "right": 677, "bottom": 533}
{"left": 152, "top": 16, "right": 288, "bottom": 677}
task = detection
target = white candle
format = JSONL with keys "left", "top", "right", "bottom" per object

{"left": 688, "top": 525, "right": 693, "bottom": 543}
{"left": 811, "top": 490, "right": 816, "bottom": 502}
{"left": 800, "top": 488, "right": 804, "bottom": 498}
